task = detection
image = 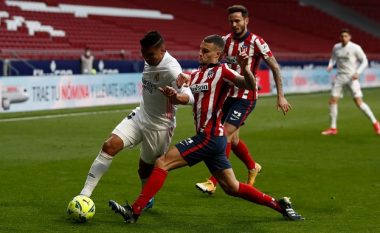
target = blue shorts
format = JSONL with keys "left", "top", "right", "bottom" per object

{"left": 175, "top": 133, "right": 231, "bottom": 173}
{"left": 222, "top": 97, "right": 256, "bottom": 127}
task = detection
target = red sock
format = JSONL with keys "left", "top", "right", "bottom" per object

{"left": 208, "top": 143, "right": 231, "bottom": 186}
{"left": 226, "top": 142, "right": 232, "bottom": 158}
{"left": 232, "top": 140, "right": 255, "bottom": 170}
{"left": 132, "top": 167, "right": 168, "bottom": 215}
{"left": 237, "top": 182, "right": 282, "bottom": 213}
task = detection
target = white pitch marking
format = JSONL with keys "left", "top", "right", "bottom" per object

{"left": 0, "top": 109, "right": 131, "bottom": 123}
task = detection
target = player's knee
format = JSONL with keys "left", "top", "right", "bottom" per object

{"left": 354, "top": 98, "right": 362, "bottom": 107}
{"left": 102, "top": 140, "right": 121, "bottom": 156}
{"left": 220, "top": 182, "right": 239, "bottom": 196}
{"left": 154, "top": 157, "right": 167, "bottom": 170}
{"left": 329, "top": 98, "right": 338, "bottom": 105}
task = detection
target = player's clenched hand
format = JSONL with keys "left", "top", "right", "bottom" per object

{"left": 159, "top": 86, "right": 178, "bottom": 97}
{"left": 237, "top": 48, "right": 249, "bottom": 69}
{"left": 277, "top": 96, "right": 292, "bottom": 115}
{"left": 176, "top": 73, "right": 190, "bottom": 88}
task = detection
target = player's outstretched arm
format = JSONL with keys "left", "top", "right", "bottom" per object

{"left": 235, "top": 49, "right": 256, "bottom": 90}
{"left": 158, "top": 86, "right": 193, "bottom": 105}
{"left": 265, "top": 56, "right": 292, "bottom": 115}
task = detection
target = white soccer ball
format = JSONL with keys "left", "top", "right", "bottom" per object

{"left": 67, "top": 195, "right": 95, "bottom": 223}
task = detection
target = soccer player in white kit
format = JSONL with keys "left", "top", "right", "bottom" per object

{"left": 77, "top": 31, "right": 194, "bottom": 206}
{"left": 322, "top": 28, "right": 380, "bottom": 135}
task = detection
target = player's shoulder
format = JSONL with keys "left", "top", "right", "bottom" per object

{"left": 162, "top": 51, "right": 182, "bottom": 69}
{"left": 221, "top": 63, "right": 239, "bottom": 75}
{"left": 251, "top": 32, "right": 262, "bottom": 40}
{"left": 348, "top": 41, "right": 363, "bottom": 50}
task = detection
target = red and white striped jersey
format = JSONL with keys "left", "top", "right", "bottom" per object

{"left": 223, "top": 32, "right": 273, "bottom": 100}
{"left": 189, "top": 63, "right": 240, "bottom": 136}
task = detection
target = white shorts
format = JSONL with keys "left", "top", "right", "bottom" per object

{"left": 331, "top": 75, "right": 363, "bottom": 98}
{"left": 112, "top": 108, "right": 174, "bottom": 164}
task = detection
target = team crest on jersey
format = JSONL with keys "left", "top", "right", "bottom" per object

{"left": 190, "top": 83, "right": 209, "bottom": 93}
{"left": 240, "top": 45, "right": 248, "bottom": 51}
{"left": 207, "top": 70, "right": 215, "bottom": 79}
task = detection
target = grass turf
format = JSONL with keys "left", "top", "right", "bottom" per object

{"left": 0, "top": 88, "right": 379, "bottom": 233}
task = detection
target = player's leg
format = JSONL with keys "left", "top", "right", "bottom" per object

{"left": 138, "top": 126, "right": 175, "bottom": 210}
{"left": 213, "top": 168, "right": 303, "bottom": 220}
{"left": 196, "top": 98, "right": 259, "bottom": 192}
{"left": 230, "top": 129, "right": 261, "bottom": 186}
{"left": 322, "top": 81, "right": 342, "bottom": 135}
{"left": 109, "top": 146, "right": 188, "bottom": 222}
{"left": 80, "top": 110, "right": 142, "bottom": 197}
{"left": 110, "top": 133, "right": 219, "bottom": 222}
{"left": 350, "top": 80, "right": 380, "bottom": 134}
{"left": 200, "top": 123, "right": 235, "bottom": 190}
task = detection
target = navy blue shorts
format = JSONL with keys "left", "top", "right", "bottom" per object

{"left": 175, "top": 133, "right": 231, "bottom": 173}
{"left": 221, "top": 97, "right": 256, "bottom": 127}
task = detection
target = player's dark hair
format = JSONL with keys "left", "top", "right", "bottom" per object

{"left": 227, "top": 5, "right": 249, "bottom": 18}
{"left": 140, "top": 31, "right": 164, "bottom": 48}
{"left": 340, "top": 28, "right": 351, "bottom": 35}
{"left": 203, "top": 34, "right": 225, "bottom": 51}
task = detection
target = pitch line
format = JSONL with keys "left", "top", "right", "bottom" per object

{"left": 0, "top": 109, "right": 131, "bottom": 122}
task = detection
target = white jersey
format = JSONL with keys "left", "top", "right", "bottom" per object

{"left": 328, "top": 41, "right": 368, "bottom": 79}
{"left": 139, "top": 51, "right": 182, "bottom": 130}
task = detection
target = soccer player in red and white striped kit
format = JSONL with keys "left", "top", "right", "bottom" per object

{"left": 196, "top": 5, "right": 292, "bottom": 194}
{"left": 109, "top": 34, "right": 303, "bottom": 222}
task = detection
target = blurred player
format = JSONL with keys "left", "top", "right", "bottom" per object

{"left": 109, "top": 35, "right": 303, "bottom": 222}
{"left": 196, "top": 5, "right": 292, "bottom": 194}
{"left": 76, "top": 31, "right": 193, "bottom": 209}
{"left": 322, "top": 28, "right": 380, "bottom": 135}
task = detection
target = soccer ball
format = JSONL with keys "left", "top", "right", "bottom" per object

{"left": 67, "top": 195, "right": 95, "bottom": 223}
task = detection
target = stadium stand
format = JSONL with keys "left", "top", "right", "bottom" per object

{"left": 0, "top": 0, "right": 379, "bottom": 61}
{"left": 335, "top": 0, "right": 380, "bottom": 24}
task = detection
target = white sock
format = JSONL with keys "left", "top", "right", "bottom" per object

{"left": 330, "top": 104, "right": 338, "bottom": 129}
{"left": 359, "top": 102, "right": 377, "bottom": 124}
{"left": 80, "top": 151, "right": 113, "bottom": 197}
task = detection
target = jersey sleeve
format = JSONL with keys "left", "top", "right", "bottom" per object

{"left": 328, "top": 45, "right": 337, "bottom": 68}
{"left": 355, "top": 45, "right": 368, "bottom": 75}
{"left": 168, "top": 63, "right": 183, "bottom": 90}
{"left": 222, "top": 64, "right": 240, "bottom": 85}
{"left": 254, "top": 37, "right": 273, "bottom": 59}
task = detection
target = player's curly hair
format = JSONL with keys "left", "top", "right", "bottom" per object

{"left": 140, "top": 31, "right": 164, "bottom": 48}
{"left": 227, "top": 5, "right": 249, "bottom": 18}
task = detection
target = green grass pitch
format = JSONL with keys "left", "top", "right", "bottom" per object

{"left": 0, "top": 88, "right": 379, "bottom": 233}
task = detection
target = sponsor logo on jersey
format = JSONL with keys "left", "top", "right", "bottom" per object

{"left": 190, "top": 83, "right": 209, "bottom": 93}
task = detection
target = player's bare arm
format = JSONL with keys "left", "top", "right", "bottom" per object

{"left": 233, "top": 49, "right": 256, "bottom": 90}
{"left": 265, "top": 56, "right": 292, "bottom": 115}
{"left": 176, "top": 73, "right": 190, "bottom": 87}
{"left": 159, "top": 86, "right": 191, "bottom": 105}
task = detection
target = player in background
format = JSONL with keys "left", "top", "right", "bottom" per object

{"left": 75, "top": 31, "right": 194, "bottom": 209}
{"left": 322, "top": 28, "right": 380, "bottom": 135}
{"left": 109, "top": 34, "right": 304, "bottom": 222}
{"left": 196, "top": 5, "right": 292, "bottom": 194}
